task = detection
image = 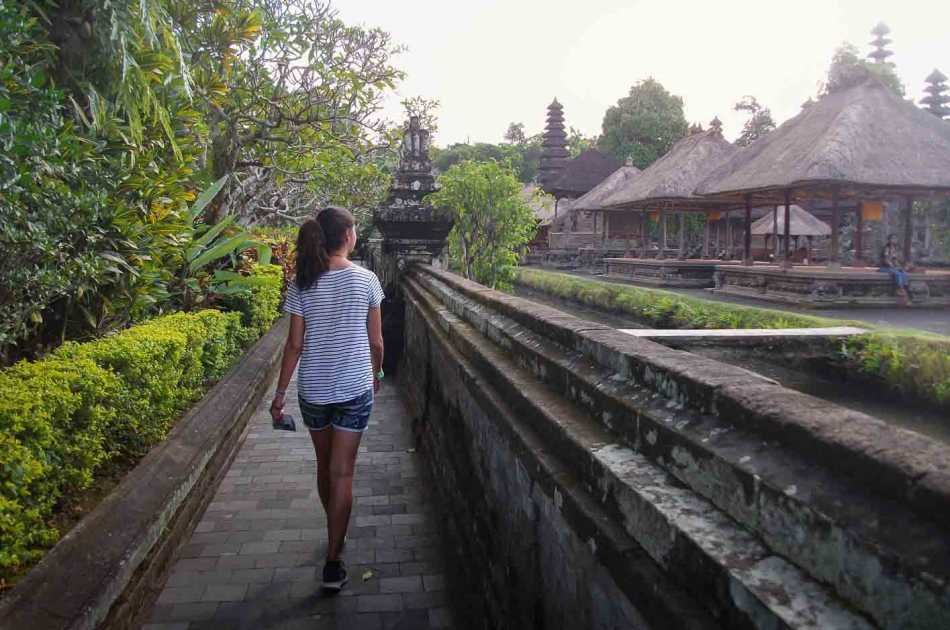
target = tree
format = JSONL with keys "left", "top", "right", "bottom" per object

{"left": 504, "top": 122, "right": 527, "bottom": 145}
{"left": 402, "top": 97, "right": 441, "bottom": 137}
{"left": 868, "top": 22, "right": 894, "bottom": 65}
{"left": 824, "top": 42, "right": 904, "bottom": 96}
{"left": 567, "top": 127, "right": 597, "bottom": 157}
{"left": 922, "top": 69, "right": 950, "bottom": 119}
{"left": 428, "top": 161, "right": 537, "bottom": 290}
{"left": 733, "top": 96, "right": 776, "bottom": 146}
{"left": 597, "top": 78, "right": 688, "bottom": 169}
{"left": 169, "top": 0, "right": 404, "bottom": 223}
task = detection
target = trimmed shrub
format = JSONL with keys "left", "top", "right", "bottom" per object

{"left": 0, "top": 356, "right": 118, "bottom": 572}
{"left": 0, "top": 267, "right": 281, "bottom": 580}
{"left": 515, "top": 268, "right": 839, "bottom": 330}
{"left": 226, "top": 263, "right": 284, "bottom": 342}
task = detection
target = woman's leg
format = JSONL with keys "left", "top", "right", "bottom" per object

{"left": 308, "top": 429, "right": 332, "bottom": 512}
{"left": 326, "top": 429, "right": 363, "bottom": 561}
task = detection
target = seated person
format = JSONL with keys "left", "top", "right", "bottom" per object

{"left": 879, "top": 234, "right": 909, "bottom": 298}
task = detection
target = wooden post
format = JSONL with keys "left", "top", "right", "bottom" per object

{"left": 703, "top": 214, "right": 710, "bottom": 258}
{"left": 658, "top": 209, "right": 667, "bottom": 259}
{"left": 743, "top": 195, "right": 753, "bottom": 266}
{"left": 724, "top": 209, "right": 732, "bottom": 259}
{"left": 605, "top": 211, "right": 611, "bottom": 245}
{"left": 640, "top": 210, "right": 650, "bottom": 258}
{"left": 829, "top": 188, "right": 841, "bottom": 269}
{"left": 772, "top": 205, "right": 779, "bottom": 259}
{"left": 903, "top": 196, "right": 913, "bottom": 267}
{"left": 678, "top": 211, "right": 686, "bottom": 260}
{"left": 783, "top": 190, "right": 792, "bottom": 269}
{"left": 854, "top": 203, "right": 864, "bottom": 266}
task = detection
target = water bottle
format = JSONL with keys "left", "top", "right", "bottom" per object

{"left": 272, "top": 413, "right": 297, "bottom": 432}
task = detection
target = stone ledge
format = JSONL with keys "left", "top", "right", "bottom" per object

{"left": 416, "top": 265, "right": 950, "bottom": 532}
{"left": 409, "top": 266, "right": 950, "bottom": 627}
{"left": 403, "top": 276, "right": 874, "bottom": 629}
{"left": 0, "top": 317, "right": 289, "bottom": 630}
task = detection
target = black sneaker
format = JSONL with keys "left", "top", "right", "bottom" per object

{"left": 322, "top": 560, "right": 348, "bottom": 592}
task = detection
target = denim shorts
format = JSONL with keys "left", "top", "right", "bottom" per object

{"left": 298, "top": 390, "right": 374, "bottom": 433}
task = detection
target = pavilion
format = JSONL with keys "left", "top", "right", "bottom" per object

{"left": 750, "top": 204, "right": 830, "bottom": 262}
{"left": 595, "top": 119, "right": 745, "bottom": 288}
{"left": 570, "top": 157, "right": 641, "bottom": 255}
{"left": 545, "top": 149, "right": 622, "bottom": 251}
{"left": 696, "top": 77, "right": 950, "bottom": 307}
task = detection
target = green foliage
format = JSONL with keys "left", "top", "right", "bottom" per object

{"left": 733, "top": 96, "right": 776, "bottom": 147}
{"left": 567, "top": 126, "right": 597, "bottom": 158}
{"left": 433, "top": 132, "right": 543, "bottom": 184}
{"left": 840, "top": 333, "right": 950, "bottom": 410}
{"left": 597, "top": 78, "right": 688, "bottom": 168}
{"left": 515, "top": 268, "right": 840, "bottom": 330}
{"left": 0, "top": 3, "right": 116, "bottom": 358}
{"left": 0, "top": 264, "right": 282, "bottom": 581}
{"left": 824, "top": 42, "right": 905, "bottom": 96}
{"left": 430, "top": 161, "right": 537, "bottom": 290}
{"left": 224, "top": 263, "right": 284, "bottom": 341}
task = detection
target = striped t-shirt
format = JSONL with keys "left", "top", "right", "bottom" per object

{"left": 283, "top": 265, "right": 385, "bottom": 404}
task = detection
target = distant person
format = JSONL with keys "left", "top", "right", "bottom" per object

{"left": 879, "top": 234, "right": 909, "bottom": 303}
{"left": 270, "top": 206, "right": 385, "bottom": 593}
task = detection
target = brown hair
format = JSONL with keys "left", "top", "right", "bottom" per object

{"left": 295, "top": 206, "right": 355, "bottom": 289}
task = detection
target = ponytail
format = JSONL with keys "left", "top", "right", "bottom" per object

{"left": 295, "top": 206, "right": 355, "bottom": 290}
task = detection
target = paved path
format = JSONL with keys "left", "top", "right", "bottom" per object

{"left": 145, "top": 377, "right": 457, "bottom": 630}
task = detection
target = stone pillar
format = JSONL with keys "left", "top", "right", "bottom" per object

{"left": 369, "top": 116, "right": 453, "bottom": 374}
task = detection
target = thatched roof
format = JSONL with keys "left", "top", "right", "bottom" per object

{"left": 696, "top": 79, "right": 950, "bottom": 203}
{"left": 602, "top": 126, "right": 738, "bottom": 210}
{"left": 570, "top": 160, "right": 641, "bottom": 211}
{"left": 546, "top": 149, "right": 622, "bottom": 198}
{"left": 750, "top": 205, "right": 830, "bottom": 237}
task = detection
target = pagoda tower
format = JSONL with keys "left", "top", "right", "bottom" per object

{"left": 538, "top": 99, "right": 569, "bottom": 191}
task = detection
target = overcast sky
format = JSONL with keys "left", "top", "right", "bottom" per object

{"left": 335, "top": 0, "right": 950, "bottom": 147}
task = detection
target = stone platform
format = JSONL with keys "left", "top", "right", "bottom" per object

{"left": 145, "top": 378, "right": 458, "bottom": 629}
{"left": 712, "top": 264, "right": 950, "bottom": 308}
{"left": 605, "top": 257, "right": 745, "bottom": 288}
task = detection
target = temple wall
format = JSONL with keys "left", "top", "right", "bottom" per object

{"left": 396, "top": 264, "right": 950, "bottom": 630}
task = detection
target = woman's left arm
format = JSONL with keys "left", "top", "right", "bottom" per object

{"left": 270, "top": 314, "right": 305, "bottom": 421}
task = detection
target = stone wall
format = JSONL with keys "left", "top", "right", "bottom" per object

{"left": 397, "top": 265, "right": 950, "bottom": 630}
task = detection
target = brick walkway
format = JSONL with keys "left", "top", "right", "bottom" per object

{"left": 145, "top": 377, "right": 457, "bottom": 629}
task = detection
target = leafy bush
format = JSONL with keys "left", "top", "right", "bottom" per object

{"left": 0, "top": 263, "right": 282, "bottom": 581}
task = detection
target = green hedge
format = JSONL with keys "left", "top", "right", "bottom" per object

{"left": 514, "top": 268, "right": 950, "bottom": 412}
{"left": 514, "top": 268, "right": 842, "bottom": 329}
{"left": 0, "top": 264, "right": 283, "bottom": 580}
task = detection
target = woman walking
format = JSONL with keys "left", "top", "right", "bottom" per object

{"left": 269, "top": 206, "right": 385, "bottom": 592}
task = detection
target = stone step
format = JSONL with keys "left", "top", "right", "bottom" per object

{"left": 410, "top": 268, "right": 950, "bottom": 629}
{"left": 406, "top": 275, "right": 877, "bottom": 629}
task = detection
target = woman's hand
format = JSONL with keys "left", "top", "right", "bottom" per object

{"left": 270, "top": 391, "right": 286, "bottom": 422}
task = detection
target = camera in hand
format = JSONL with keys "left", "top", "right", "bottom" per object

{"left": 273, "top": 413, "right": 297, "bottom": 432}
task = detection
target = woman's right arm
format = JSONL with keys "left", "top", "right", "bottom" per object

{"left": 270, "top": 314, "right": 305, "bottom": 421}
{"left": 368, "top": 307, "right": 384, "bottom": 393}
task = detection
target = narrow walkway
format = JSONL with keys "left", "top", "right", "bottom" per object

{"left": 145, "top": 377, "right": 456, "bottom": 629}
